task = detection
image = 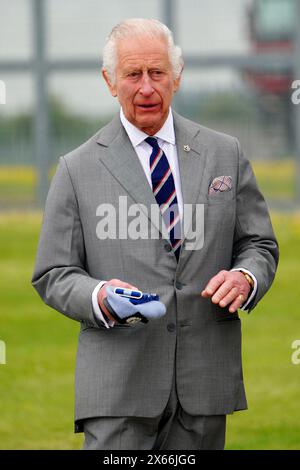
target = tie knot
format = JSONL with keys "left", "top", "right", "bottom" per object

{"left": 145, "top": 136, "right": 159, "bottom": 149}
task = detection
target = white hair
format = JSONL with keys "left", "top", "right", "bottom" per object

{"left": 102, "top": 18, "right": 184, "bottom": 84}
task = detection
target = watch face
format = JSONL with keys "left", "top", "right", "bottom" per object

{"left": 126, "top": 316, "right": 141, "bottom": 325}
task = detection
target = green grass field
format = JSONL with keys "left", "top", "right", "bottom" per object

{"left": 0, "top": 211, "right": 299, "bottom": 450}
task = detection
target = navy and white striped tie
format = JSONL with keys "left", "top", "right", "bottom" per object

{"left": 145, "top": 137, "right": 181, "bottom": 260}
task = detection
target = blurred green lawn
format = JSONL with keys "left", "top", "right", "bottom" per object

{"left": 0, "top": 159, "right": 297, "bottom": 207}
{"left": 0, "top": 211, "right": 299, "bottom": 449}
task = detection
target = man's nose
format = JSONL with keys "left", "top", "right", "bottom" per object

{"left": 139, "top": 74, "right": 154, "bottom": 96}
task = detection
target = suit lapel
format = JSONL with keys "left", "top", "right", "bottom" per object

{"left": 173, "top": 112, "right": 208, "bottom": 262}
{"left": 173, "top": 112, "right": 207, "bottom": 206}
{"left": 96, "top": 115, "right": 163, "bottom": 236}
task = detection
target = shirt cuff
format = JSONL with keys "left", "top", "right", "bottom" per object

{"left": 92, "top": 281, "right": 115, "bottom": 329}
{"left": 230, "top": 268, "right": 258, "bottom": 311}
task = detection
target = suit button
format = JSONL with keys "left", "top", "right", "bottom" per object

{"left": 164, "top": 243, "right": 172, "bottom": 252}
{"left": 175, "top": 281, "right": 183, "bottom": 290}
{"left": 167, "top": 323, "right": 176, "bottom": 332}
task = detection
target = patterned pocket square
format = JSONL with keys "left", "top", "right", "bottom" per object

{"left": 208, "top": 176, "right": 232, "bottom": 195}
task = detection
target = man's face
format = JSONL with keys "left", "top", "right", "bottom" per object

{"left": 103, "top": 35, "right": 181, "bottom": 135}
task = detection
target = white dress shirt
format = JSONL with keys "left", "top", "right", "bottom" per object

{"left": 92, "top": 108, "right": 257, "bottom": 327}
{"left": 120, "top": 107, "right": 183, "bottom": 219}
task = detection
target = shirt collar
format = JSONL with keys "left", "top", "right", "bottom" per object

{"left": 120, "top": 108, "right": 176, "bottom": 147}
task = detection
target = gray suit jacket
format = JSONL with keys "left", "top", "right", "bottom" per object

{"left": 32, "top": 112, "right": 279, "bottom": 431}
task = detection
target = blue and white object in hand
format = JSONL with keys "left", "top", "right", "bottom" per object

{"left": 104, "top": 287, "right": 166, "bottom": 325}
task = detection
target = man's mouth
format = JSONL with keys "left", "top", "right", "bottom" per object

{"left": 136, "top": 103, "right": 160, "bottom": 110}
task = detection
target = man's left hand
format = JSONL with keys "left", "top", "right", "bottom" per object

{"left": 201, "top": 270, "right": 251, "bottom": 313}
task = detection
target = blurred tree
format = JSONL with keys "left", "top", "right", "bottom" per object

{"left": 0, "top": 96, "right": 112, "bottom": 165}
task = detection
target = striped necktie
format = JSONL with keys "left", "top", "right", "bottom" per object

{"left": 145, "top": 137, "right": 181, "bottom": 260}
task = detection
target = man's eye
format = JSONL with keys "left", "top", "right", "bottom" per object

{"left": 128, "top": 72, "right": 140, "bottom": 78}
{"left": 151, "top": 70, "right": 164, "bottom": 78}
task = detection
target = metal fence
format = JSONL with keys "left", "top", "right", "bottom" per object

{"left": 1, "top": 0, "right": 300, "bottom": 209}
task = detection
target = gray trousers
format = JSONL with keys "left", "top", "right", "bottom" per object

{"left": 82, "top": 374, "right": 226, "bottom": 450}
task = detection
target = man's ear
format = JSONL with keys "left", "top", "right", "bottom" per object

{"left": 102, "top": 69, "right": 117, "bottom": 97}
{"left": 173, "top": 68, "right": 183, "bottom": 93}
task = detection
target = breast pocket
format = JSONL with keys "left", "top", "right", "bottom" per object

{"left": 207, "top": 189, "right": 234, "bottom": 205}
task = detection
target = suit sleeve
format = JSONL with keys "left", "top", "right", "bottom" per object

{"left": 231, "top": 139, "right": 279, "bottom": 312}
{"left": 32, "top": 156, "right": 102, "bottom": 327}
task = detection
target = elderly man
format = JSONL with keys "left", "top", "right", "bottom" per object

{"left": 32, "top": 18, "right": 279, "bottom": 450}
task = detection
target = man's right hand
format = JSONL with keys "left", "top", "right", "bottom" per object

{"left": 97, "top": 279, "right": 139, "bottom": 323}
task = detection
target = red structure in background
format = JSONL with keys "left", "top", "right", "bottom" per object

{"left": 244, "top": 0, "right": 296, "bottom": 152}
{"left": 245, "top": 0, "right": 295, "bottom": 94}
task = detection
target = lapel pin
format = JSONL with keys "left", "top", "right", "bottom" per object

{"left": 183, "top": 145, "right": 190, "bottom": 152}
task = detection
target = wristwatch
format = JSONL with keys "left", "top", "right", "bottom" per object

{"left": 103, "top": 297, "right": 148, "bottom": 325}
{"left": 240, "top": 271, "right": 254, "bottom": 289}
